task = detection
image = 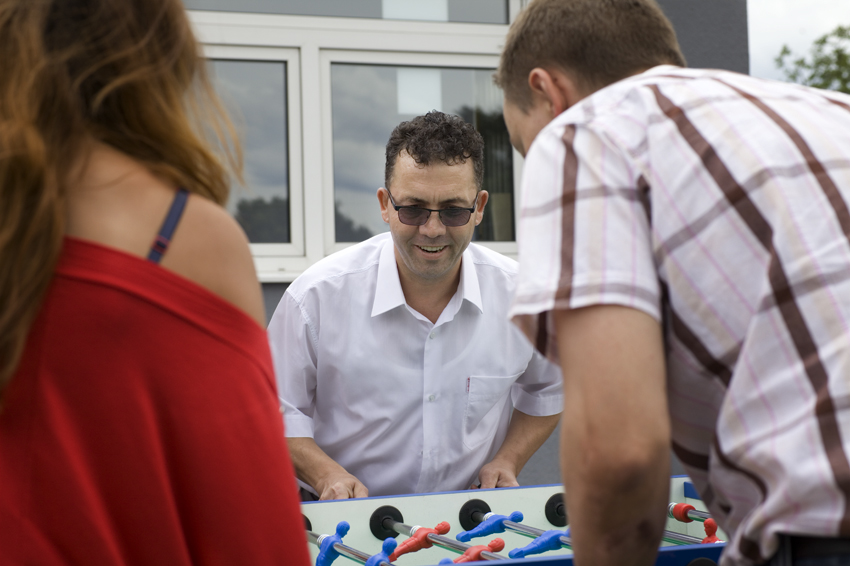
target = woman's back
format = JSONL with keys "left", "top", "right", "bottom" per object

{"left": 0, "top": 145, "right": 311, "bottom": 564}
{"left": 0, "top": 0, "right": 311, "bottom": 563}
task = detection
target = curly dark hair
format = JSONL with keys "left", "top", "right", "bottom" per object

{"left": 385, "top": 111, "right": 484, "bottom": 190}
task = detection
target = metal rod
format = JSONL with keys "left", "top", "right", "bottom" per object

{"left": 473, "top": 511, "right": 548, "bottom": 540}
{"left": 385, "top": 519, "right": 507, "bottom": 561}
{"left": 474, "top": 510, "right": 700, "bottom": 549}
{"left": 685, "top": 509, "right": 711, "bottom": 522}
{"left": 668, "top": 503, "right": 711, "bottom": 523}
{"left": 472, "top": 511, "right": 572, "bottom": 548}
{"left": 307, "top": 530, "right": 391, "bottom": 566}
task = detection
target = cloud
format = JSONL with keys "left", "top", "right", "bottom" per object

{"left": 748, "top": 0, "right": 850, "bottom": 80}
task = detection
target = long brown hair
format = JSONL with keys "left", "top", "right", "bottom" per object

{"left": 0, "top": 0, "right": 241, "bottom": 394}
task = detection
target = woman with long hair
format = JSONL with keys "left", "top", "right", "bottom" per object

{"left": 0, "top": 1, "right": 311, "bottom": 563}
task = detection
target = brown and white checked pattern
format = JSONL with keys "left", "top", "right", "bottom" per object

{"left": 509, "top": 66, "right": 850, "bottom": 566}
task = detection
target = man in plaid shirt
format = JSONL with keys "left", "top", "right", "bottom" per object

{"left": 499, "top": 1, "right": 850, "bottom": 565}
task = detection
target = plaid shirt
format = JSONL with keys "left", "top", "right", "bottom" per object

{"left": 510, "top": 65, "right": 850, "bottom": 566}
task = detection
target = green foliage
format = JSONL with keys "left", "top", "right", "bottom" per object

{"left": 776, "top": 25, "right": 850, "bottom": 94}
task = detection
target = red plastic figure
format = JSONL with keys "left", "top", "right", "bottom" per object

{"left": 702, "top": 519, "right": 722, "bottom": 543}
{"left": 388, "top": 521, "right": 451, "bottom": 561}
{"left": 452, "top": 538, "right": 506, "bottom": 563}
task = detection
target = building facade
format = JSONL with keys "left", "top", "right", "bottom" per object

{"left": 183, "top": 0, "right": 750, "bottom": 324}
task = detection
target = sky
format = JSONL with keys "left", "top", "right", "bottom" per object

{"left": 748, "top": 0, "right": 850, "bottom": 81}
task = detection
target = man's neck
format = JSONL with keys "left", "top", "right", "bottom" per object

{"left": 397, "top": 262, "right": 462, "bottom": 325}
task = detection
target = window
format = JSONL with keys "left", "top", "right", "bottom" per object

{"left": 210, "top": 59, "right": 290, "bottom": 244}
{"left": 203, "top": 45, "right": 304, "bottom": 277}
{"left": 191, "top": 4, "right": 524, "bottom": 281}
{"left": 330, "top": 63, "right": 514, "bottom": 243}
{"left": 185, "top": 0, "right": 509, "bottom": 24}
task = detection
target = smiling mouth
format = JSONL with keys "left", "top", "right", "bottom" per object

{"left": 417, "top": 245, "right": 446, "bottom": 254}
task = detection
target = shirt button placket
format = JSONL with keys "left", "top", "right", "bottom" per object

{"left": 421, "top": 326, "right": 438, "bottom": 490}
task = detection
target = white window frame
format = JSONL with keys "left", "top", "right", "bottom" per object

{"left": 320, "top": 50, "right": 519, "bottom": 257}
{"left": 190, "top": 7, "right": 524, "bottom": 281}
{"left": 203, "top": 45, "right": 305, "bottom": 267}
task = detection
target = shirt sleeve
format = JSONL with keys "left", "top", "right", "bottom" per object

{"left": 509, "top": 121, "right": 661, "bottom": 366}
{"left": 267, "top": 290, "right": 318, "bottom": 438}
{"left": 510, "top": 348, "right": 563, "bottom": 417}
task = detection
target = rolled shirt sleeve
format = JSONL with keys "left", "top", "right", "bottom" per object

{"left": 510, "top": 118, "right": 661, "bottom": 366}
{"left": 511, "top": 348, "right": 563, "bottom": 417}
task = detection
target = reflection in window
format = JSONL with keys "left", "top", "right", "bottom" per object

{"left": 184, "top": 0, "right": 508, "bottom": 24}
{"left": 209, "top": 59, "right": 290, "bottom": 243}
{"left": 330, "top": 64, "right": 514, "bottom": 243}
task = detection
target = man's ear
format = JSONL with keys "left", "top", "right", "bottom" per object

{"left": 378, "top": 187, "right": 391, "bottom": 224}
{"left": 528, "top": 67, "right": 585, "bottom": 118}
{"left": 473, "top": 190, "right": 489, "bottom": 226}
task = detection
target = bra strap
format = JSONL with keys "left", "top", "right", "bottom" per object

{"left": 147, "top": 188, "right": 190, "bottom": 263}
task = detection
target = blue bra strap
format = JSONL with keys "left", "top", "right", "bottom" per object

{"left": 147, "top": 188, "right": 190, "bottom": 264}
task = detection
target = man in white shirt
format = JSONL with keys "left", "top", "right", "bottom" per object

{"left": 268, "top": 111, "right": 562, "bottom": 500}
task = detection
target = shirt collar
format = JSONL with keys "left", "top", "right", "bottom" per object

{"left": 458, "top": 245, "right": 483, "bottom": 314}
{"left": 370, "top": 238, "right": 484, "bottom": 317}
{"left": 371, "top": 237, "right": 407, "bottom": 317}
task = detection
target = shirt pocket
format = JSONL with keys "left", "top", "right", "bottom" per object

{"left": 463, "top": 373, "right": 520, "bottom": 451}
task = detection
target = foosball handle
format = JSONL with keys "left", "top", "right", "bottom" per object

{"left": 456, "top": 511, "right": 523, "bottom": 542}
{"left": 508, "top": 527, "right": 570, "bottom": 559}
{"left": 316, "top": 521, "right": 350, "bottom": 566}
{"left": 365, "top": 538, "right": 397, "bottom": 566}
{"left": 670, "top": 502, "right": 696, "bottom": 523}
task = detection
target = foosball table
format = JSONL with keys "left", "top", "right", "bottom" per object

{"left": 301, "top": 476, "right": 726, "bottom": 566}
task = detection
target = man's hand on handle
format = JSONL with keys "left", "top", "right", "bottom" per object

{"left": 316, "top": 470, "right": 369, "bottom": 500}
{"left": 474, "top": 458, "right": 520, "bottom": 489}
{"left": 287, "top": 437, "right": 368, "bottom": 500}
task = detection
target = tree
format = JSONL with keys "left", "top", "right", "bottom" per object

{"left": 776, "top": 25, "right": 850, "bottom": 94}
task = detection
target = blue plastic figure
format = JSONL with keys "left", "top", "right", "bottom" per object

{"left": 508, "top": 527, "right": 570, "bottom": 559}
{"left": 456, "top": 511, "right": 524, "bottom": 542}
{"left": 365, "top": 537, "right": 398, "bottom": 566}
{"left": 316, "top": 521, "right": 350, "bottom": 566}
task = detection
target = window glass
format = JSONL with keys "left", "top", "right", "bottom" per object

{"left": 184, "top": 0, "right": 507, "bottom": 24}
{"left": 330, "top": 63, "right": 514, "bottom": 243}
{"left": 209, "top": 59, "right": 290, "bottom": 243}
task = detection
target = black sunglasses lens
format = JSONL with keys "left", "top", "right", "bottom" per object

{"left": 398, "top": 208, "right": 429, "bottom": 225}
{"left": 440, "top": 209, "right": 471, "bottom": 226}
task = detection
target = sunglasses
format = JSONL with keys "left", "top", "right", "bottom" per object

{"left": 386, "top": 188, "right": 480, "bottom": 227}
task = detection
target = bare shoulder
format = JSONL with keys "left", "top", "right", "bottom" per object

{"left": 64, "top": 144, "right": 265, "bottom": 327}
{"left": 161, "top": 194, "right": 266, "bottom": 327}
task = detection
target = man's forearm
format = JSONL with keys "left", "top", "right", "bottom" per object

{"left": 286, "top": 437, "right": 368, "bottom": 499}
{"left": 489, "top": 409, "right": 561, "bottom": 475}
{"left": 555, "top": 306, "right": 670, "bottom": 566}
{"left": 287, "top": 437, "right": 341, "bottom": 489}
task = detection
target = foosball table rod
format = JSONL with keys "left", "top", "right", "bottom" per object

{"left": 457, "top": 499, "right": 714, "bottom": 559}
{"left": 306, "top": 520, "right": 395, "bottom": 566}
{"left": 669, "top": 503, "right": 712, "bottom": 523}
{"left": 370, "top": 505, "right": 508, "bottom": 561}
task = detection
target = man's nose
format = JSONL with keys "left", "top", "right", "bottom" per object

{"left": 419, "top": 211, "right": 446, "bottom": 238}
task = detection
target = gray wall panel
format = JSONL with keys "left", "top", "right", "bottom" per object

{"left": 657, "top": 0, "right": 749, "bottom": 73}
{"left": 262, "top": 282, "right": 290, "bottom": 325}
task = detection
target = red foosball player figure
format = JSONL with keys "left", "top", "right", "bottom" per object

{"left": 389, "top": 521, "right": 451, "bottom": 561}
{"left": 702, "top": 519, "right": 723, "bottom": 544}
{"left": 439, "top": 538, "right": 505, "bottom": 563}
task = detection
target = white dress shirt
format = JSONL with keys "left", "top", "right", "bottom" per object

{"left": 268, "top": 233, "right": 562, "bottom": 496}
